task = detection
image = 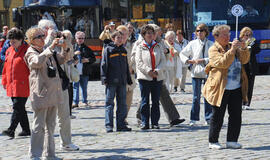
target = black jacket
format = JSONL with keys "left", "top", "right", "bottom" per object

{"left": 244, "top": 42, "right": 260, "bottom": 76}
{"left": 74, "top": 43, "right": 96, "bottom": 76}
{"left": 100, "top": 42, "right": 132, "bottom": 85}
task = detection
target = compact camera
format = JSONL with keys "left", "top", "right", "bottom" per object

{"left": 47, "top": 65, "right": 56, "bottom": 78}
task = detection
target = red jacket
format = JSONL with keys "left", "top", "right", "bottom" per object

{"left": 1, "top": 43, "right": 30, "bottom": 97}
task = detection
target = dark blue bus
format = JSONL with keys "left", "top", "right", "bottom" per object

{"left": 184, "top": 0, "right": 270, "bottom": 74}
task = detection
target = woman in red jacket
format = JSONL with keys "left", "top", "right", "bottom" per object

{"left": 1, "top": 28, "right": 30, "bottom": 138}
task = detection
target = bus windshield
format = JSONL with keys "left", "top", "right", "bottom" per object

{"left": 193, "top": 0, "right": 270, "bottom": 30}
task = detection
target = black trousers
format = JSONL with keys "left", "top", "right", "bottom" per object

{"left": 68, "top": 82, "right": 73, "bottom": 115}
{"left": 209, "top": 88, "right": 242, "bottom": 143}
{"left": 9, "top": 97, "right": 30, "bottom": 132}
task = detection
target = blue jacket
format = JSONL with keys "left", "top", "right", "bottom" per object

{"left": 0, "top": 39, "right": 10, "bottom": 61}
{"left": 100, "top": 42, "right": 132, "bottom": 85}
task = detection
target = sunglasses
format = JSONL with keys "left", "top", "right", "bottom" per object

{"left": 33, "top": 34, "right": 45, "bottom": 40}
{"left": 77, "top": 37, "right": 85, "bottom": 40}
{"left": 196, "top": 29, "right": 205, "bottom": 32}
{"left": 244, "top": 34, "right": 251, "bottom": 37}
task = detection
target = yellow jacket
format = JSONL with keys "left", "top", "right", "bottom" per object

{"left": 202, "top": 41, "right": 250, "bottom": 107}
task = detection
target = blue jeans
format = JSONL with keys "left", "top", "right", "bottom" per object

{"left": 139, "top": 80, "right": 162, "bottom": 126}
{"left": 73, "top": 75, "right": 89, "bottom": 104}
{"left": 105, "top": 84, "right": 127, "bottom": 129}
{"left": 191, "top": 78, "right": 212, "bottom": 121}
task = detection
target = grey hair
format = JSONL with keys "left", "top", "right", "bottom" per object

{"left": 165, "top": 31, "right": 176, "bottom": 40}
{"left": 38, "top": 19, "right": 57, "bottom": 30}
{"left": 212, "top": 24, "right": 230, "bottom": 37}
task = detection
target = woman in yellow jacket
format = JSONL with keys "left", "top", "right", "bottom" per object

{"left": 202, "top": 25, "right": 250, "bottom": 149}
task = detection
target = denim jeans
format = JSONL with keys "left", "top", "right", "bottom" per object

{"left": 73, "top": 75, "right": 89, "bottom": 104}
{"left": 191, "top": 78, "right": 212, "bottom": 121}
{"left": 105, "top": 84, "right": 127, "bottom": 129}
{"left": 139, "top": 79, "right": 162, "bottom": 126}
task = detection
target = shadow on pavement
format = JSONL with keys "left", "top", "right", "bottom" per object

{"left": 68, "top": 147, "right": 152, "bottom": 154}
{"left": 54, "top": 133, "right": 97, "bottom": 137}
{"left": 80, "top": 117, "right": 105, "bottom": 120}
{"left": 245, "top": 145, "right": 270, "bottom": 151}
{"left": 242, "top": 123, "right": 270, "bottom": 126}
{"left": 0, "top": 112, "right": 12, "bottom": 114}
{"left": 63, "top": 155, "right": 149, "bottom": 160}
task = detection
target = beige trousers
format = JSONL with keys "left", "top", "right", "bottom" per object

{"left": 174, "top": 67, "right": 188, "bottom": 90}
{"left": 126, "top": 89, "right": 134, "bottom": 115}
{"left": 29, "top": 106, "right": 57, "bottom": 158}
{"left": 57, "top": 90, "right": 71, "bottom": 146}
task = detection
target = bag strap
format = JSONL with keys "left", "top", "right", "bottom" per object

{"left": 202, "top": 40, "right": 207, "bottom": 66}
{"left": 53, "top": 52, "right": 64, "bottom": 78}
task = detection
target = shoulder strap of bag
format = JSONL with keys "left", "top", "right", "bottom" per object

{"left": 53, "top": 52, "right": 65, "bottom": 78}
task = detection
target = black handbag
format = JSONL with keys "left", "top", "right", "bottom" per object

{"left": 53, "top": 53, "right": 69, "bottom": 90}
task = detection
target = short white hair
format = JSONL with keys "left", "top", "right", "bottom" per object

{"left": 165, "top": 31, "right": 176, "bottom": 40}
{"left": 38, "top": 19, "right": 57, "bottom": 30}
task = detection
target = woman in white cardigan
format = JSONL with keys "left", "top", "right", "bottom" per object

{"left": 135, "top": 25, "right": 166, "bottom": 130}
{"left": 180, "top": 23, "right": 213, "bottom": 126}
{"left": 164, "top": 31, "right": 182, "bottom": 92}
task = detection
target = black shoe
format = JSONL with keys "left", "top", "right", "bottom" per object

{"left": 180, "top": 89, "right": 185, "bottom": 93}
{"left": 18, "top": 130, "right": 31, "bottom": 136}
{"left": 151, "top": 125, "right": 160, "bottom": 129}
{"left": 170, "top": 118, "right": 185, "bottom": 127}
{"left": 140, "top": 125, "right": 150, "bottom": 130}
{"left": 117, "top": 126, "right": 132, "bottom": 132}
{"left": 174, "top": 87, "right": 177, "bottom": 92}
{"left": 2, "top": 129, "right": 15, "bottom": 138}
{"left": 106, "top": 126, "right": 113, "bottom": 133}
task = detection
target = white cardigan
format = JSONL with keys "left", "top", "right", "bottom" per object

{"left": 180, "top": 38, "right": 213, "bottom": 78}
{"left": 135, "top": 41, "right": 166, "bottom": 81}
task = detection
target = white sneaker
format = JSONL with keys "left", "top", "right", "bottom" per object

{"left": 205, "top": 120, "right": 210, "bottom": 126}
{"left": 242, "top": 105, "right": 250, "bottom": 110}
{"left": 189, "top": 120, "right": 196, "bottom": 126}
{"left": 226, "top": 142, "right": 242, "bottom": 149}
{"left": 70, "top": 115, "right": 76, "bottom": 119}
{"left": 61, "top": 143, "right": 80, "bottom": 151}
{"left": 80, "top": 102, "right": 88, "bottom": 107}
{"left": 209, "top": 142, "right": 223, "bottom": 149}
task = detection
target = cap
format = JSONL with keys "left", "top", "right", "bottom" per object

{"left": 109, "top": 22, "right": 115, "bottom": 26}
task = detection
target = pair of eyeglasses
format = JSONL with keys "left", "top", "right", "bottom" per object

{"left": 78, "top": 37, "right": 85, "bottom": 40}
{"left": 33, "top": 34, "right": 45, "bottom": 40}
{"left": 196, "top": 29, "right": 205, "bottom": 32}
{"left": 146, "top": 31, "right": 154, "bottom": 35}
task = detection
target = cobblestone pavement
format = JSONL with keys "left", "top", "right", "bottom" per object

{"left": 0, "top": 74, "right": 270, "bottom": 160}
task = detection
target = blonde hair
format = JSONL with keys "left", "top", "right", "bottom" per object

{"left": 62, "top": 30, "right": 73, "bottom": 43}
{"left": 239, "top": 27, "right": 253, "bottom": 39}
{"left": 116, "top": 25, "right": 128, "bottom": 32}
{"left": 25, "top": 27, "right": 43, "bottom": 44}
{"left": 212, "top": 25, "right": 230, "bottom": 37}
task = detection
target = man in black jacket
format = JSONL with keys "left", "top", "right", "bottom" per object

{"left": 73, "top": 31, "right": 96, "bottom": 107}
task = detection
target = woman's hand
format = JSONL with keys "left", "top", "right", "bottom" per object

{"left": 148, "top": 70, "right": 157, "bottom": 78}
{"left": 231, "top": 39, "right": 241, "bottom": 52}
{"left": 187, "top": 59, "right": 196, "bottom": 64}
{"left": 194, "top": 59, "right": 205, "bottom": 64}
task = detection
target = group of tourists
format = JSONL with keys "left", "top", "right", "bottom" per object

{"left": 0, "top": 17, "right": 257, "bottom": 159}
